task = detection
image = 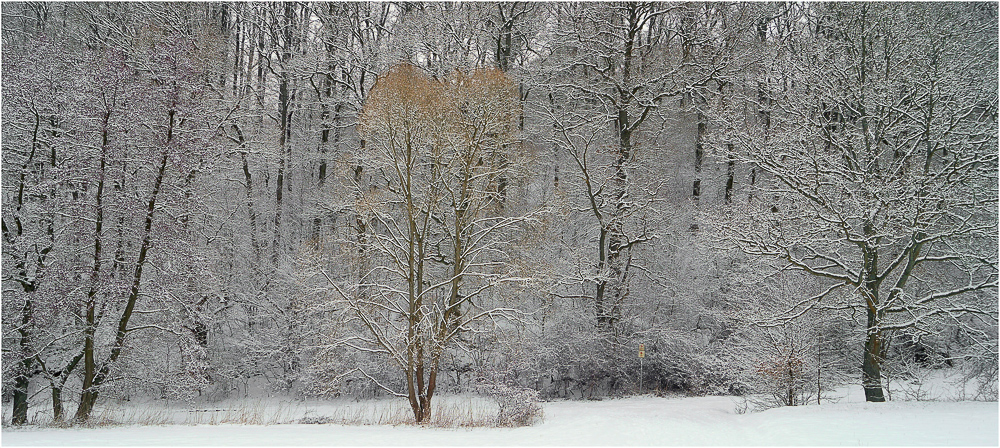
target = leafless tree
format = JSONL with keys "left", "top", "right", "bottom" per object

{"left": 712, "top": 2, "right": 998, "bottom": 402}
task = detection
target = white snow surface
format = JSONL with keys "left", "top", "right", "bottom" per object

{"left": 3, "top": 392, "right": 997, "bottom": 446}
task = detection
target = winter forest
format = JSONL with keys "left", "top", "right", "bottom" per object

{"left": 2, "top": 1, "right": 997, "bottom": 431}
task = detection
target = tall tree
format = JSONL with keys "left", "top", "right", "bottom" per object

{"left": 539, "top": 2, "right": 732, "bottom": 335}
{"left": 1, "top": 21, "right": 68, "bottom": 425}
{"left": 331, "top": 64, "right": 533, "bottom": 423}
{"left": 713, "top": 2, "right": 998, "bottom": 402}
{"left": 59, "top": 3, "right": 224, "bottom": 420}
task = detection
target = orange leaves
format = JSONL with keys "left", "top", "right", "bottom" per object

{"left": 448, "top": 67, "right": 520, "bottom": 139}
{"left": 359, "top": 64, "right": 442, "bottom": 142}
{"left": 359, "top": 64, "right": 519, "bottom": 154}
{"left": 755, "top": 354, "right": 804, "bottom": 381}
{"left": 358, "top": 63, "right": 522, "bottom": 214}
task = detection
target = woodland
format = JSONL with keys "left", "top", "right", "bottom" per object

{"left": 2, "top": 2, "right": 997, "bottom": 427}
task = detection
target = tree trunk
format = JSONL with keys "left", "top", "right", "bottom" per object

{"left": 8, "top": 109, "right": 48, "bottom": 426}
{"left": 75, "top": 109, "right": 110, "bottom": 423}
{"left": 862, "top": 306, "right": 886, "bottom": 402}
{"left": 75, "top": 297, "right": 98, "bottom": 421}
{"left": 861, "top": 237, "right": 886, "bottom": 402}
{"left": 233, "top": 125, "right": 260, "bottom": 265}
{"left": 11, "top": 292, "right": 35, "bottom": 425}
{"left": 693, "top": 112, "right": 705, "bottom": 203}
{"left": 40, "top": 349, "right": 83, "bottom": 422}
{"left": 272, "top": 2, "right": 297, "bottom": 263}
{"left": 11, "top": 371, "right": 30, "bottom": 425}
{"left": 725, "top": 145, "right": 735, "bottom": 203}
{"left": 407, "top": 361, "right": 436, "bottom": 424}
{"left": 273, "top": 78, "right": 288, "bottom": 264}
{"left": 601, "top": 4, "right": 641, "bottom": 336}
{"left": 51, "top": 384, "right": 64, "bottom": 421}
{"left": 787, "top": 365, "right": 795, "bottom": 406}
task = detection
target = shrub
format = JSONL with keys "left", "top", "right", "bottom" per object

{"left": 475, "top": 372, "right": 543, "bottom": 427}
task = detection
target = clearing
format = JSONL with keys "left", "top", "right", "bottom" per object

{"left": 3, "top": 387, "right": 997, "bottom": 446}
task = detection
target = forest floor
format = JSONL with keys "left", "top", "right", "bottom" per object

{"left": 3, "top": 385, "right": 997, "bottom": 446}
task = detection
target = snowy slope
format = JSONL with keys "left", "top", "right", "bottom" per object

{"left": 3, "top": 394, "right": 997, "bottom": 446}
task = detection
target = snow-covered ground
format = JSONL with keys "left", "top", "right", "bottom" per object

{"left": 3, "top": 389, "right": 997, "bottom": 446}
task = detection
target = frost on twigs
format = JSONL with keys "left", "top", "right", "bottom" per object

{"left": 475, "top": 371, "right": 543, "bottom": 427}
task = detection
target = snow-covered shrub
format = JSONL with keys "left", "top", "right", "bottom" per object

{"left": 751, "top": 350, "right": 813, "bottom": 408}
{"left": 945, "top": 355, "right": 998, "bottom": 402}
{"left": 967, "top": 356, "right": 999, "bottom": 401}
{"left": 721, "top": 319, "right": 830, "bottom": 411}
{"left": 488, "top": 383, "right": 543, "bottom": 427}
{"left": 475, "top": 373, "right": 543, "bottom": 427}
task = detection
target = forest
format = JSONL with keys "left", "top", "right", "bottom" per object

{"left": 2, "top": 1, "right": 997, "bottom": 427}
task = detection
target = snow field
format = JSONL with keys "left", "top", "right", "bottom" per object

{"left": 3, "top": 392, "right": 997, "bottom": 446}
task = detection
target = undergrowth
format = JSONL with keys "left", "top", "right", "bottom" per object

{"left": 297, "top": 396, "right": 502, "bottom": 427}
{"left": 7, "top": 395, "right": 519, "bottom": 428}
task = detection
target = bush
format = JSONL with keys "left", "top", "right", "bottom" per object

{"left": 475, "top": 373, "right": 543, "bottom": 427}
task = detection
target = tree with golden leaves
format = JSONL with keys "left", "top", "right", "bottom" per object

{"left": 324, "top": 64, "right": 535, "bottom": 423}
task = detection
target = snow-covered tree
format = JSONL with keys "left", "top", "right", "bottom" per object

{"left": 711, "top": 2, "right": 998, "bottom": 402}
{"left": 318, "top": 64, "right": 537, "bottom": 423}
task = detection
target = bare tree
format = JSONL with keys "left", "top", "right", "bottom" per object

{"left": 1, "top": 16, "right": 73, "bottom": 423}
{"left": 536, "top": 2, "right": 737, "bottom": 337}
{"left": 712, "top": 2, "right": 998, "bottom": 402}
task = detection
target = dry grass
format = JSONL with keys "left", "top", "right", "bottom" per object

{"left": 85, "top": 405, "right": 174, "bottom": 427}
{"left": 64, "top": 399, "right": 302, "bottom": 427}
{"left": 181, "top": 400, "right": 299, "bottom": 425}
{"left": 301, "top": 396, "right": 500, "bottom": 427}
{"left": 18, "top": 395, "right": 516, "bottom": 428}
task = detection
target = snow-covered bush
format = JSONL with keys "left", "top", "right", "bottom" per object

{"left": 964, "top": 356, "right": 999, "bottom": 401}
{"left": 475, "top": 372, "right": 543, "bottom": 427}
